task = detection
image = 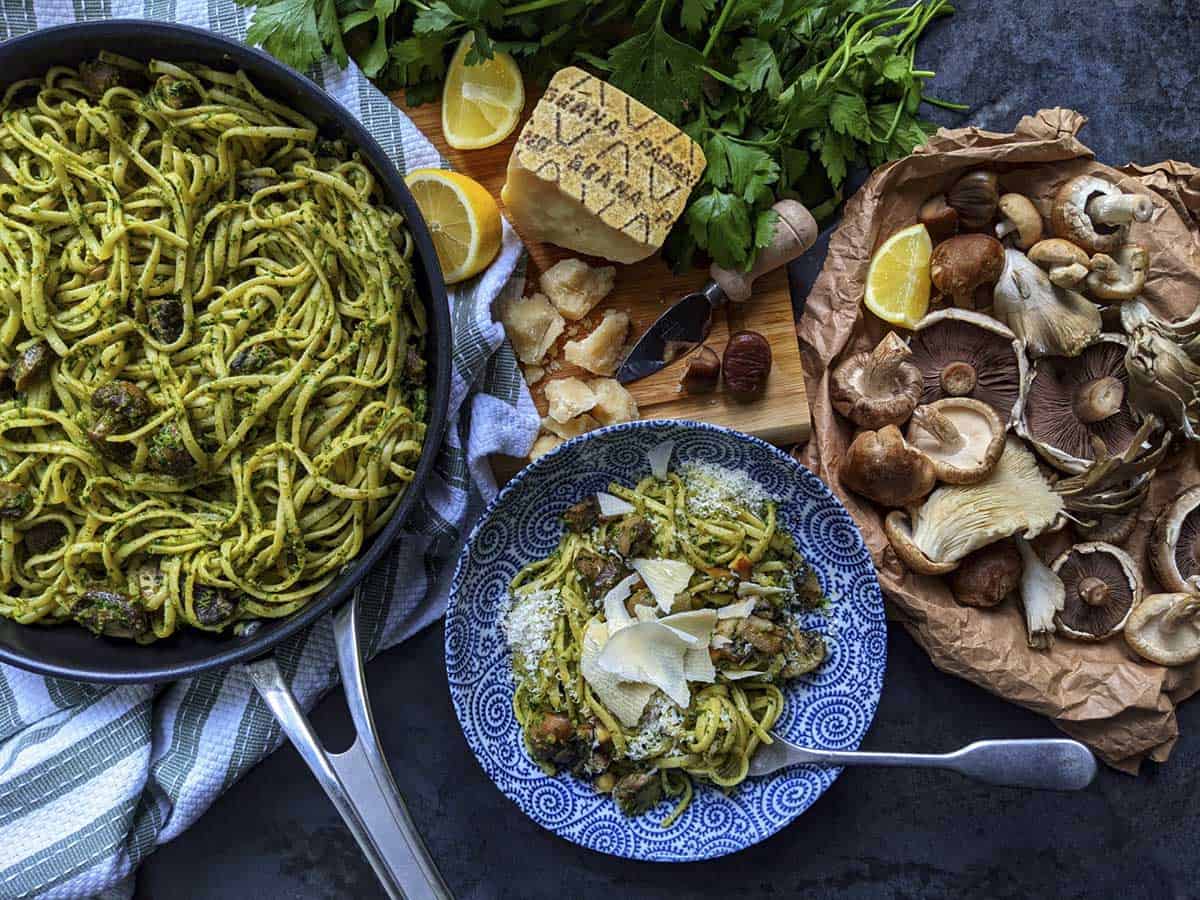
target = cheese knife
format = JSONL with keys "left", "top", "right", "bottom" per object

{"left": 616, "top": 199, "right": 820, "bottom": 385}
{"left": 749, "top": 734, "right": 1098, "bottom": 791}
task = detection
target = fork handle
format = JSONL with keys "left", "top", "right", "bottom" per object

{"left": 778, "top": 739, "right": 1097, "bottom": 792}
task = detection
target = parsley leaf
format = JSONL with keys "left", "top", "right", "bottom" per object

{"left": 245, "top": 0, "right": 327, "bottom": 73}
{"left": 753, "top": 208, "right": 779, "bottom": 252}
{"left": 704, "top": 133, "right": 780, "bottom": 205}
{"left": 680, "top": 0, "right": 715, "bottom": 35}
{"left": 733, "top": 38, "right": 782, "bottom": 98}
{"left": 608, "top": 1, "right": 705, "bottom": 121}
{"left": 687, "top": 190, "right": 751, "bottom": 271}
{"left": 829, "top": 91, "right": 871, "bottom": 142}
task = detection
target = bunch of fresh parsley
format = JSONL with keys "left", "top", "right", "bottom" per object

{"left": 241, "top": 0, "right": 960, "bottom": 270}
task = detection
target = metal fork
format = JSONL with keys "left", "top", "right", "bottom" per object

{"left": 750, "top": 735, "right": 1098, "bottom": 791}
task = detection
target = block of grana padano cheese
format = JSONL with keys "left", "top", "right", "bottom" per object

{"left": 500, "top": 67, "right": 706, "bottom": 264}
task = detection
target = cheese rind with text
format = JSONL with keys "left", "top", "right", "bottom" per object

{"left": 501, "top": 68, "right": 706, "bottom": 264}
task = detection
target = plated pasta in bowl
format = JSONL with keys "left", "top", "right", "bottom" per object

{"left": 0, "top": 22, "right": 450, "bottom": 682}
{"left": 446, "top": 420, "right": 886, "bottom": 860}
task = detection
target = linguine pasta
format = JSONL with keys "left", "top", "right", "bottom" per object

{"left": 0, "top": 54, "right": 428, "bottom": 641}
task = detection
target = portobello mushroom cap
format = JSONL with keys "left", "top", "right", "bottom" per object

{"left": 1050, "top": 542, "right": 1141, "bottom": 641}
{"left": 1150, "top": 486, "right": 1200, "bottom": 594}
{"left": 908, "top": 308, "right": 1025, "bottom": 425}
{"left": 1017, "top": 335, "right": 1139, "bottom": 474}
{"left": 1125, "top": 592, "right": 1200, "bottom": 667}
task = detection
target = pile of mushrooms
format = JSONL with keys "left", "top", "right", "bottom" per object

{"left": 833, "top": 167, "right": 1200, "bottom": 659}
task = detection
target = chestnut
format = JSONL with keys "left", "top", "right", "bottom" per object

{"left": 680, "top": 345, "right": 720, "bottom": 394}
{"left": 722, "top": 331, "right": 771, "bottom": 400}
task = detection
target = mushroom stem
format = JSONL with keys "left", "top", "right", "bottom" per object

{"left": 939, "top": 361, "right": 977, "bottom": 397}
{"left": 1086, "top": 193, "right": 1153, "bottom": 226}
{"left": 1073, "top": 375, "right": 1125, "bottom": 425}
{"left": 1164, "top": 596, "right": 1200, "bottom": 629}
{"left": 910, "top": 405, "right": 964, "bottom": 451}
{"left": 995, "top": 220, "right": 1018, "bottom": 241}
{"left": 1077, "top": 575, "right": 1111, "bottom": 607}
{"left": 862, "top": 332, "right": 911, "bottom": 393}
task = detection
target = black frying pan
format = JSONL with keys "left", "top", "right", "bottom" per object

{"left": 0, "top": 22, "right": 455, "bottom": 899}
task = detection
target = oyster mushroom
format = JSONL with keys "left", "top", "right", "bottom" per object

{"left": 908, "top": 309, "right": 1025, "bottom": 424}
{"left": 1028, "top": 238, "right": 1091, "bottom": 289}
{"left": 1051, "top": 175, "right": 1153, "bottom": 255}
{"left": 994, "top": 194, "right": 1043, "bottom": 249}
{"left": 1125, "top": 593, "right": 1200, "bottom": 667}
{"left": 1018, "top": 335, "right": 1139, "bottom": 474}
{"left": 947, "top": 171, "right": 999, "bottom": 231}
{"left": 883, "top": 438, "right": 1064, "bottom": 574}
{"left": 1049, "top": 542, "right": 1141, "bottom": 641}
{"left": 840, "top": 425, "right": 936, "bottom": 507}
{"left": 1016, "top": 537, "right": 1066, "bottom": 650}
{"left": 992, "top": 248, "right": 1101, "bottom": 358}
{"left": 1055, "top": 417, "right": 1169, "bottom": 541}
{"left": 929, "top": 235, "right": 1005, "bottom": 309}
{"left": 1121, "top": 300, "right": 1200, "bottom": 441}
{"left": 1086, "top": 246, "right": 1148, "bottom": 303}
{"left": 1150, "top": 486, "right": 1200, "bottom": 594}
{"left": 951, "top": 539, "right": 1022, "bottom": 608}
{"left": 905, "top": 397, "right": 1004, "bottom": 484}
{"left": 830, "top": 332, "right": 923, "bottom": 429}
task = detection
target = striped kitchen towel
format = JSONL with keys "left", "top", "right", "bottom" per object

{"left": 0, "top": 3, "right": 540, "bottom": 897}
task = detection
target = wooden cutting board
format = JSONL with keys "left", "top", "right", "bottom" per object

{"left": 399, "top": 95, "right": 811, "bottom": 450}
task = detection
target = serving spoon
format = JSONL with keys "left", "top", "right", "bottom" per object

{"left": 750, "top": 735, "right": 1098, "bottom": 791}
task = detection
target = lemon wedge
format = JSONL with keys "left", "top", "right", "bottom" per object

{"left": 441, "top": 34, "right": 525, "bottom": 150}
{"left": 864, "top": 223, "right": 933, "bottom": 329}
{"left": 405, "top": 168, "right": 502, "bottom": 284}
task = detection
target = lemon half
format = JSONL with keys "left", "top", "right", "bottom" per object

{"left": 864, "top": 223, "right": 933, "bottom": 329}
{"left": 405, "top": 168, "right": 502, "bottom": 285}
{"left": 441, "top": 34, "right": 525, "bottom": 150}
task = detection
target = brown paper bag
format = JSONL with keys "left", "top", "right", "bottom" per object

{"left": 798, "top": 109, "right": 1200, "bottom": 772}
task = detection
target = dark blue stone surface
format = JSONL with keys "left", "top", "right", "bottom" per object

{"left": 137, "top": 2, "right": 1200, "bottom": 897}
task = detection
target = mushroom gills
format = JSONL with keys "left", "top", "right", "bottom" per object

{"left": 1050, "top": 542, "right": 1141, "bottom": 641}
{"left": 908, "top": 308, "right": 1024, "bottom": 424}
{"left": 1018, "top": 336, "right": 1138, "bottom": 474}
{"left": 992, "top": 249, "right": 1101, "bottom": 359}
{"left": 889, "top": 438, "right": 1063, "bottom": 571}
{"left": 1121, "top": 300, "right": 1200, "bottom": 442}
{"left": 1151, "top": 486, "right": 1200, "bottom": 594}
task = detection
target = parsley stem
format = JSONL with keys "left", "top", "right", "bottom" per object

{"left": 921, "top": 94, "right": 970, "bottom": 110}
{"left": 702, "top": 0, "right": 736, "bottom": 58}
{"left": 502, "top": 0, "right": 572, "bottom": 16}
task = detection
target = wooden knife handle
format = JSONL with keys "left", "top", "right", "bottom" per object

{"left": 710, "top": 199, "right": 819, "bottom": 303}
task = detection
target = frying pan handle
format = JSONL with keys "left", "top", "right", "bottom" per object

{"left": 248, "top": 588, "right": 453, "bottom": 900}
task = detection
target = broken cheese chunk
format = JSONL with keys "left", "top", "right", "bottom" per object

{"left": 500, "top": 68, "right": 706, "bottom": 264}
{"left": 564, "top": 309, "right": 630, "bottom": 376}
{"left": 539, "top": 259, "right": 616, "bottom": 321}
{"left": 589, "top": 378, "right": 639, "bottom": 425}
{"left": 530, "top": 433, "right": 563, "bottom": 460}
{"left": 496, "top": 293, "right": 564, "bottom": 365}
{"left": 540, "top": 414, "right": 599, "bottom": 440}
{"left": 544, "top": 376, "right": 597, "bottom": 423}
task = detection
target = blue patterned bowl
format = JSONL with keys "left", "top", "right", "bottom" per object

{"left": 445, "top": 420, "right": 886, "bottom": 860}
